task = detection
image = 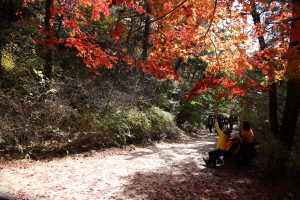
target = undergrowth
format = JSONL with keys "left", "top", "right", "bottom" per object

{"left": 0, "top": 78, "right": 179, "bottom": 160}
{"left": 239, "top": 99, "right": 300, "bottom": 181}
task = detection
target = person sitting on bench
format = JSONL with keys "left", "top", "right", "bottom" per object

{"left": 203, "top": 134, "right": 243, "bottom": 168}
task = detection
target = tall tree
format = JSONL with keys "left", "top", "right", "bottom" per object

{"left": 44, "top": 0, "right": 54, "bottom": 80}
{"left": 250, "top": 0, "right": 279, "bottom": 136}
{"left": 142, "top": 2, "right": 151, "bottom": 60}
{"left": 279, "top": 0, "right": 300, "bottom": 151}
{"left": 16, "top": 0, "right": 298, "bottom": 153}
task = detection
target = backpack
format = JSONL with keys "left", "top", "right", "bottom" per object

{"left": 225, "top": 136, "right": 243, "bottom": 156}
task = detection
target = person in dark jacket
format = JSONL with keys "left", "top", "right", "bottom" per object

{"left": 207, "top": 115, "right": 214, "bottom": 134}
{"left": 217, "top": 114, "right": 224, "bottom": 131}
{"left": 228, "top": 115, "right": 235, "bottom": 132}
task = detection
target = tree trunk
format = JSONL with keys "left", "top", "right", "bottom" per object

{"left": 174, "top": 58, "right": 183, "bottom": 72}
{"left": 44, "top": 0, "right": 53, "bottom": 80}
{"left": 280, "top": 0, "right": 300, "bottom": 151}
{"left": 269, "top": 83, "right": 279, "bottom": 137}
{"left": 250, "top": 0, "right": 279, "bottom": 135}
{"left": 280, "top": 79, "right": 300, "bottom": 150}
{"left": 279, "top": 0, "right": 300, "bottom": 151}
{"left": 142, "top": 3, "right": 151, "bottom": 60}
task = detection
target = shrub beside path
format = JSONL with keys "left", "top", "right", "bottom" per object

{"left": 0, "top": 130, "right": 299, "bottom": 200}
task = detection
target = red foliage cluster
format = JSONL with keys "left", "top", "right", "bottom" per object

{"left": 15, "top": 0, "right": 300, "bottom": 100}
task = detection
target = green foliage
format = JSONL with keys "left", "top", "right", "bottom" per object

{"left": 154, "top": 79, "right": 177, "bottom": 111}
{"left": 238, "top": 89, "right": 300, "bottom": 180}
{"left": 258, "top": 132, "right": 289, "bottom": 177}
{"left": 100, "top": 107, "right": 149, "bottom": 144}
{"left": 13, "top": 136, "right": 24, "bottom": 154}
{"left": 1, "top": 50, "right": 15, "bottom": 71}
{"left": 145, "top": 106, "right": 178, "bottom": 139}
{"left": 0, "top": 75, "right": 179, "bottom": 158}
{"left": 176, "top": 101, "right": 203, "bottom": 129}
{"left": 255, "top": 129, "right": 299, "bottom": 180}
{"left": 175, "top": 87, "right": 240, "bottom": 131}
{"left": 99, "top": 106, "right": 178, "bottom": 145}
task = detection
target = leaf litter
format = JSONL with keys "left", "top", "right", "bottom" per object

{"left": 0, "top": 130, "right": 299, "bottom": 200}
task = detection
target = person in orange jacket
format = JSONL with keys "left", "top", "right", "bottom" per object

{"left": 241, "top": 121, "right": 254, "bottom": 144}
{"left": 241, "top": 121, "right": 257, "bottom": 166}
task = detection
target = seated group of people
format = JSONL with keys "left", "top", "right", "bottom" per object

{"left": 203, "top": 119, "right": 256, "bottom": 168}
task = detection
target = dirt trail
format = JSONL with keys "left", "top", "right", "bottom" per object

{"left": 0, "top": 130, "right": 299, "bottom": 200}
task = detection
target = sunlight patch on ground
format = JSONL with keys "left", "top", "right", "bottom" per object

{"left": 0, "top": 133, "right": 217, "bottom": 199}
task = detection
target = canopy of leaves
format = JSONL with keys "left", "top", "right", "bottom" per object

{"left": 9, "top": 0, "right": 297, "bottom": 104}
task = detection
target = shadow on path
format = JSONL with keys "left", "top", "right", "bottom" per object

{"left": 1, "top": 129, "right": 299, "bottom": 200}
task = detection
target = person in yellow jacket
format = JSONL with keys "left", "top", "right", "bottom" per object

{"left": 204, "top": 118, "right": 231, "bottom": 165}
{"left": 203, "top": 134, "right": 243, "bottom": 168}
{"left": 215, "top": 118, "right": 231, "bottom": 150}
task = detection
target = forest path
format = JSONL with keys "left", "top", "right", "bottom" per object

{"left": 0, "top": 129, "right": 298, "bottom": 200}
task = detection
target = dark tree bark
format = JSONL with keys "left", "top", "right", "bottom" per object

{"left": 269, "top": 83, "right": 279, "bottom": 136}
{"left": 44, "top": 0, "right": 54, "bottom": 80}
{"left": 279, "top": 0, "right": 300, "bottom": 151}
{"left": 142, "top": 3, "right": 151, "bottom": 60}
{"left": 280, "top": 79, "right": 300, "bottom": 150}
{"left": 174, "top": 58, "right": 183, "bottom": 72}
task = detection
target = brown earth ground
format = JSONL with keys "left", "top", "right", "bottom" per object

{"left": 0, "top": 128, "right": 299, "bottom": 200}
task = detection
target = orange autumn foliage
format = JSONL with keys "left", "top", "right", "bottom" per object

{"left": 19, "top": 0, "right": 300, "bottom": 101}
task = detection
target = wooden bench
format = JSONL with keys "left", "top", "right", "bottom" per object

{"left": 221, "top": 150, "right": 253, "bottom": 169}
{"left": 222, "top": 156, "right": 238, "bottom": 168}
